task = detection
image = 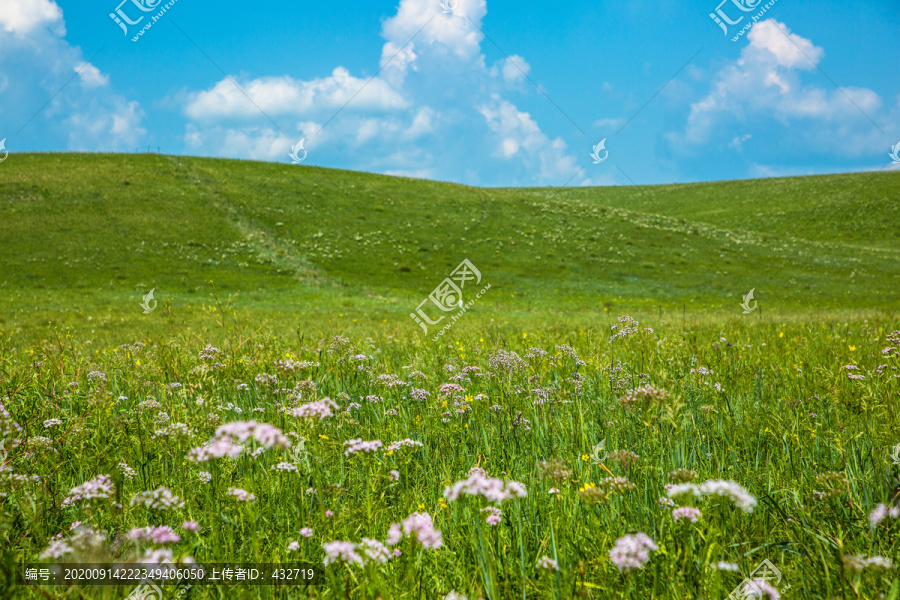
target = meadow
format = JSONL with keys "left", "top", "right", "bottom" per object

{"left": 1, "top": 155, "right": 899, "bottom": 599}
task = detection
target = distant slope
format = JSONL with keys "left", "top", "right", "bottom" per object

{"left": 0, "top": 154, "right": 897, "bottom": 338}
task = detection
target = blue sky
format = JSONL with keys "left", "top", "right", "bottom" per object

{"left": 1, "top": 0, "right": 898, "bottom": 186}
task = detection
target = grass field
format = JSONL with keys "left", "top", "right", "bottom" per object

{"left": 1, "top": 155, "right": 899, "bottom": 599}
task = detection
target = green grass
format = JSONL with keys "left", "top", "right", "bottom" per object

{"left": 1, "top": 154, "right": 898, "bottom": 345}
{"left": 1, "top": 154, "right": 900, "bottom": 598}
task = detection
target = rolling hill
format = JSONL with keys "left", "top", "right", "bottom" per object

{"left": 1, "top": 153, "right": 898, "bottom": 341}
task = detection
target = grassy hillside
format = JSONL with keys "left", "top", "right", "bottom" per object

{"left": 0, "top": 154, "right": 897, "bottom": 342}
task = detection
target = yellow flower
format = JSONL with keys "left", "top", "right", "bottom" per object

{"left": 136, "top": 360, "right": 141, "bottom": 365}
{"left": 318, "top": 434, "right": 329, "bottom": 440}
{"left": 581, "top": 454, "right": 589, "bottom": 462}
{"left": 779, "top": 332, "right": 784, "bottom": 338}
{"left": 578, "top": 482, "right": 596, "bottom": 493}
{"left": 523, "top": 333, "right": 528, "bottom": 338}
{"left": 386, "top": 450, "right": 394, "bottom": 456}
{"left": 438, "top": 498, "right": 448, "bottom": 508}
{"left": 848, "top": 345, "right": 856, "bottom": 351}
{"left": 418, "top": 504, "right": 425, "bottom": 510}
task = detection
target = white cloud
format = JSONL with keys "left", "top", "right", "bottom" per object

{"left": 183, "top": 68, "right": 408, "bottom": 122}
{"left": 76, "top": 63, "right": 109, "bottom": 88}
{"left": 673, "top": 19, "right": 888, "bottom": 157}
{"left": 64, "top": 98, "right": 146, "bottom": 151}
{"left": 180, "top": 0, "right": 582, "bottom": 185}
{"left": 0, "top": 0, "right": 64, "bottom": 35}
{"left": 0, "top": 0, "right": 144, "bottom": 152}
{"left": 500, "top": 55, "right": 530, "bottom": 83}
{"left": 479, "top": 96, "right": 578, "bottom": 181}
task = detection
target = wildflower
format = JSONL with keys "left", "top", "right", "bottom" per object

{"left": 386, "top": 512, "right": 443, "bottom": 549}
{"left": 384, "top": 408, "right": 398, "bottom": 416}
{"left": 843, "top": 555, "right": 896, "bottom": 573}
{"left": 227, "top": 488, "right": 255, "bottom": 502}
{"left": 322, "top": 541, "right": 363, "bottom": 567}
{"left": 608, "top": 316, "right": 640, "bottom": 343}
{"left": 672, "top": 507, "right": 702, "bottom": 522}
{"left": 488, "top": 350, "right": 527, "bottom": 373}
{"left": 300, "top": 527, "right": 313, "bottom": 537}
{"left": 389, "top": 470, "right": 400, "bottom": 481}
{"left": 43, "top": 419, "right": 63, "bottom": 428}
{"left": 713, "top": 561, "right": 739, "bottom": 572}
{"left": 272, "top": 462, "right": 298, "bottom": 472}
{"left": 410, "top": 388, "right": 430, "bottom": 401}
{"left": 443, "top": 471, "right": 527, "bottom": 503}
{"left": 548, "top": 487, "right": 560, "bottom": 494}
{"left": 87, "top": 371, "right": 106, "bottom": 382}
{"left": 617, "top": 385, "right": 668, "bottom": 410}
{"left": 609, "top": 532, "right": 657, "bottom": 572}
{"left": 358, "top": 538, "right": 392, "bottom": 564}
{"left": 290, "top": 399, "right": 339, "bottom": 419}
{"left": 386, "top": 439, "right": 424, "bottom": 453}
{"left": 481, "top": 506, "right": 502, "bottom": 526}
{"left": 187, "top": 421, "right": 289, "bottom": 462}
{"left": 666, "top": 479, "right": 757, "bottom": 513}
{"left": 869, "top": 503, "right": 900, "bottom": 527}
{"left": 182, "top": 521, "right": 200, "bottom": 532}
{"left": 536, "top": 555, "right": 559, "bottom": 571}
{"left": 198, "top": 471, "right": 212, "bottom": 483}
{"left": 344, "top": 439, "right": 383, "bottom": 456}
{"left": 62, "top": 475, "right": 114, "bottom": 506}
{"left": 130, "top": 487, "right": 185, "bottom": 510}
{"left": 325, "top": 510, "right": 334, "bottom": 518}
{"left": 127, "top": 526, "right": 181, "bottom": 545}
{"left": 667, "top": 469, "right": 698, "bottom": 483}
{"left": 286, "top": 541, "right": 300, "bottom": 552}
{"left": 445, "top": 592, "right": 468, "bottom": 600}
{"left": 658, "top": 497, "right": 676, "bottom": 508}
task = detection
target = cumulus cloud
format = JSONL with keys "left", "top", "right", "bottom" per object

{"left": 0, "top": 0, "right": 143, "bottom": 152}
{"left": 0, "top": 0, "right": 64, "bottom": 35}
{"left": 672, "top": 20, "right": 888, "bottom": 156}
{"left": 179, "top": 0, "right": 582, "bottom": 185}
{"left": 479, "top": 95, "right": 578, "bottom": 181}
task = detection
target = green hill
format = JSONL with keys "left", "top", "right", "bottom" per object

{"left": 1, "top": 154, "right": 898, "bottom": 341}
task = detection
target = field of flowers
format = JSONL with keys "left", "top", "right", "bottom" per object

{"left": 2, "top": 316, "right": 900, "bottom": 599}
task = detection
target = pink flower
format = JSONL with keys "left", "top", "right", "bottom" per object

{"left": 672, "top": 507, "right": 702, "bottom": 522}
{"left": 443, "top": 470, "right": 527, "bottom": 503}
{"left": 182, "top": 521, "right": 200, "bottom": 532}
{"left": 127, "top": 526, "right": 181, "bottom": 545}
{"left": 287, "top": 541, "right": 300, "bottom": 552}
{"left": 227, "top": 487, "right": 256, "bottom": 502}
{"left": 325, "top": 510, "right": 334, "bottom": 518}
{"left": 343, "top": 439, "right": 383, "bottom": 456}
{"left": 385, "top": 512, "right": 442, "bottom": 549}
{"left": 609, "top": 533, "right": 657, "bottom": 572}
{"left": 62, "top": 475, "right": 114, "bottom": 506}
{"left": 300, "top": 527, "right": 313, "bottom": 537}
